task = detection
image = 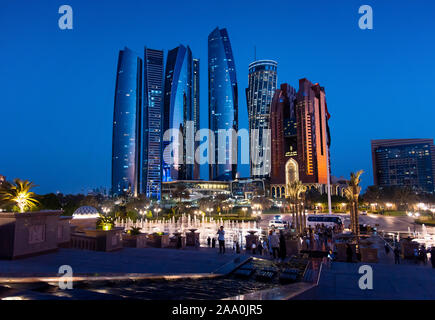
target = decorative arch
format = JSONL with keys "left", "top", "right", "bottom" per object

{"left": 285, "top": 158, "right": 299, "bottom": 186}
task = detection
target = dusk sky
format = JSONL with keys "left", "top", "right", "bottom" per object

{"left": 1, "top": 0, "right": 434, "bottom": 194}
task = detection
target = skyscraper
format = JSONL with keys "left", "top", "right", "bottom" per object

{"left": 142, "top": 48, "right": 164, "bottom": 199}
{"left": 208, "top": 27, "right": 238, "bottom": 181}
{"left": 270, "top": 83, "right": 297, "bottom": 198}
{"left": 246, "top": 60, "right": 277, "bottom": 178}
{"left": 371, "top": 139, "right": 435, "bottom": 193}
{"left": 269, "top": 79, "right": 331, "bottom": 198}
{"left": 192, "top": 58, "right": 200, "bottom": 180}
{"left": 295, "top": 78, "right": 331, "bottom": 184}
{"left": 112, "top": 47, "right": 142, "bottom": 196}
{"left": 163, "top": 45, "right": 199, "bottom": 181}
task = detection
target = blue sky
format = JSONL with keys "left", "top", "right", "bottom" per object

{"left": 1, "top": 0, "right": 434, "bottom": 194}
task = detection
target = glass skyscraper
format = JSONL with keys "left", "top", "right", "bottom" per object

{"left": 246, "top": 60, "right": 277, "bottom": 178}
{"left": 208, "top": 27, "right": 238, "bottom": 181}
{"left": 112, "top": 47, "right": 142, "bottom": 196}
{"left": 142, "top": 48, "right": 164, "bottom": 199}
{"left": 163, "top": 45, "right": 199, "bottom": 181}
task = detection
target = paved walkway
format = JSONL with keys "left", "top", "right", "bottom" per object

{"left": 294, "top": 235, "right": 434, "bottom": 299}
{"left": 0, "top": 247, "right": 247, "bottom": 276}
{"left": 294, "top": 261, "right": 435, "bottom": 299}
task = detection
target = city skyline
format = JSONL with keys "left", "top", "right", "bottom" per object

{"left": 1, "top": 0, "right": 435, "bottom": 194}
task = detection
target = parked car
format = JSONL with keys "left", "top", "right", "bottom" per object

{"left": 360, "top": 211, "right": 367, "bottom": 215}
{"left": 269, "top": 219, "right": 286, "bottom": 230}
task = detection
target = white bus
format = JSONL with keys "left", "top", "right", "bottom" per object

{"left": 306, "top": 215, "right": 343, "bottom": 229}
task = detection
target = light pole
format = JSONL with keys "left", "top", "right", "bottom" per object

{"left": 154, "top": 207, "right": 161, "bottom": 218}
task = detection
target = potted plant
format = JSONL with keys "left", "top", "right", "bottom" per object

{"left": 123, "top": 227, "right": 148, "bottom": 248}
{"left": 0, "top": 179, "right": 63, "bottom": 259}
{"left": 80, "top": 214, "right": 124, "bottom": 252}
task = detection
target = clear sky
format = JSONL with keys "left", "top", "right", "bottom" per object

{"left": 1, "top": 0, "right": 434, "bottom": 194}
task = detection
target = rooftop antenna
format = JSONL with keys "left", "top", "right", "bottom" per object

{"left": 254, "top": 45, "right": 256, "bottom": 61}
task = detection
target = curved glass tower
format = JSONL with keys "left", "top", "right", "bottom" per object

{"left": 208, "top": 27, "right": 238, "bottom": 181}
{"left": 246, "top": 60, "right": 277, "bottom": 178}
{"left": 112, "top": 47, "right": 142, "bottom": 196}
{"left": 163, "top": 45, "right": 199, "bottom": 181}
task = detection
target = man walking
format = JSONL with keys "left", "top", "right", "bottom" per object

{"left": 217, "top": 226, "right": 225, "bottom": 254}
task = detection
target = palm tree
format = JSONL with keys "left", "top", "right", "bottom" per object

{"left": 286, "top": 180, "right": 307, "bottom": 234}
{"left": 0, "top": 178, "right": 40, "bottom": 213}
{"left": 345, "top": 170, "right": 363, "bottom": 240}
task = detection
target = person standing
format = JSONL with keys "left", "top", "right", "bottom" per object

{"left": 279, "top": 230, "right": 287, "bottom": 261}
{"left": 211, "top": 237, "right": 216, "bottom": 248}
{"left": 257, "top": 241, "right": 263, "bottom": 256}
{"left": 268, "top": 230, "right": 280, "bottom": 259}
{"left": 384, "top": 242, "right": 390, "bottom": 255}
{"left": 217, "top": 226, "right": 225, "bottom": 254}
{"left": 207, "top": 236, "right": 211, "bottom": 247}
{"left": 394, "top": 246, "right": 401, "bottom": 264}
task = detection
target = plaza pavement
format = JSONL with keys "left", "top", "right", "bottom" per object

{"left": 294, "top": 234, "right": 434, "bottom": 300}
{"left": 0, "top": 247, "right": 247, "bottom": 277}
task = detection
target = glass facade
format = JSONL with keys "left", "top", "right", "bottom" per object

{"left": 208, "top": 27, "right": 238, "bottom": 181}
{"left": 372, "top": 139, "right": 435, "bottom": 193}
{"left": 163, "top": 45, "right": 199, "bottom": 181}
{"left": 112, "top": 47, "right": 142, "bottom": 196}
{"left": 142, "top": 48, "right": 164, "bottom": 199}
{"left": 246, "top": 60, "right": 277, "bottom": 178}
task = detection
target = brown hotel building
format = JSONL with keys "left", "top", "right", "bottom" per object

{"left": 270, "top": 79, "right": 331, "bottom": 198}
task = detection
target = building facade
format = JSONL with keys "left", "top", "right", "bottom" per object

{"left": 269, "top": 79, "right": 331, "bottom": 198}
{"left": 208, "top": 27, "right": 238, "bottom": 181}
{"left": 141, "top": 48, "right": 164, "bottom": 199}
{"left": 112, "top": 47, "right": 142, "bottom": 196}
{"left": 246, "top": 60, "right": 277, "bottom": 178}
{"left": 371, "top": 139, "right": 435, "bottom": 193}
{"left": 163, "top": 45, "right": 199, "bottom": 182}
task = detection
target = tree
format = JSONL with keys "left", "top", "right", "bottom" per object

{"left": 0, "top": 178, "right": 40, "bottom": 213}
{"left": 286, "top": 180, "right": 307, "bottom": 234}
{"left": 345, "top": 170, "right": 363, "bottom": 242}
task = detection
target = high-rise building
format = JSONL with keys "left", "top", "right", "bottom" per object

{"left": 270, "top": 83, "right": 297, "bottom": 198}
{"left": 192, "top": 58, "right": 200, "bottom": 180}
{"left": 246, "top": 60, "right": 277, "bottom": 178}
{"left": 112, "top": 47, "right": 142, "bottom": 196}
{"left": 295, "top": 78, "right": 331, "bottom": 184}
{"left": 371, "top": 139, "right": 435, "bottom": 193}
{"left": 142, "top": 48, "right": 164, "bottom": 199}
{"left": 208, "top": 27, "right": 238, "bottom": 181}
{"left": 163, "top": 45, "right": 199, "bottom": 181}
{"left": 269, "top": 79, "right": 331, "bottom": 198}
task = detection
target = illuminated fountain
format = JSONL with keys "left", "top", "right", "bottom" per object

{"left": 115, "top": 213, "right": 263, "bottom": 249}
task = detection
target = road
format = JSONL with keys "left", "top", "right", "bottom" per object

{"left": 259, "top": 212, "right": 435, "bottom": 235}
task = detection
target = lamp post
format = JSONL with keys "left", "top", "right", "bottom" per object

{"left": 154, "top": 207, "right": 161, "bottom": 218}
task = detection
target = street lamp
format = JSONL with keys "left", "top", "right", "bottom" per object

{"left": 154, "top": 207, "right": 161, "bottom": 218}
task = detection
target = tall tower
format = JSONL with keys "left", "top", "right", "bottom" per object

{"left": 163, "top": 45, "right": 199, "bottom": 181}
{"left": 142, "top": 48, "right": 164, "bottom": 199}
{"left": 296, "top": 78, "right": 331, "bottom": 184}
{"left": 112, "top": 47, "right": 142, "bottom": 196}
{"left": 246, "top": 60, "right": 277, "bottom": 178}
{"left": 208, "top": 27, "right": 238, "bottom": 181}
{"left": 192, "top": 58, "right": 200, "bottom": 179}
